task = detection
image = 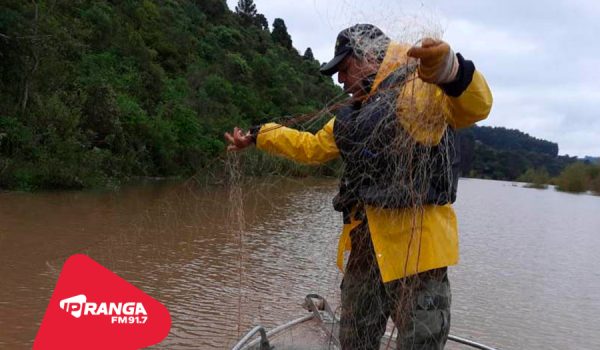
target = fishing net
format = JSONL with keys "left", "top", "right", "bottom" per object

{"left": 224, "top": 2, "right": 460, "bottom": 348}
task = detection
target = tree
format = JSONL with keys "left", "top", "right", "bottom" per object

{"left": 235, "top": 0, "right": 257, "bottom": 18}
{"left": 271, "top": 18, "right": 292, "bottom": 50}
{"left": 556, "top": 162, "right": 589, "bottom": 193}
{"left": 254, "top": 13, "right": 268, "bottom": 31}
{"left": 518, "top": 168, "right": 550, "bottom": 189}
{"left": 303, "top": 47, "right": 314, "bottom": 60}
{"left": 235, "top": 0, "right": 268, "bottom": 30}
{"left": 194, "top": 0, "right": 227, "bottom": 18}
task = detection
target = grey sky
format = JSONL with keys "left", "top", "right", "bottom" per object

{"left": 226, "top": 0, "right": 599, "bottom": 157}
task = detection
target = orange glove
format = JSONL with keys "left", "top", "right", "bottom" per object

{"left": 407, "top": 38, "right": 459, "bottom": 84}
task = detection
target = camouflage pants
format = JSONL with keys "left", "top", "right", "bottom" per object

{"left": 339, "top": 222, "right": 451, "bottom": 350}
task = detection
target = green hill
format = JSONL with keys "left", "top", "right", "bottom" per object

{"left": 459, "top": 126, "right": 578, "bottom": 181}
{"left": 0, "top": 0, "right": 341, "bottom": 190}
{"left": 1, "top": 0, "right": 592, "bottom": 190}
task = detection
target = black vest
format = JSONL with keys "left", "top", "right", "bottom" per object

{"left": 332, "top": 65, "right": 461, "bottom": 218}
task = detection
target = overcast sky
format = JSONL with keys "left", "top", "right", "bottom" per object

{"left": 226, "top": 0, "right": 599, "bottom": 157}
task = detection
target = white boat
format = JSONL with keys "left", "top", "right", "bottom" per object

{"left": 233, "top": 294, "right": 498, "bottom": 350}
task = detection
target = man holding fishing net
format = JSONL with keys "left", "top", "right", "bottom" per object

{"left": 225, "top": 24, "right": 492, "bottom": 349}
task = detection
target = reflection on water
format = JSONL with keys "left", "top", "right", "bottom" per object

{"left": 1, "top": 178, "right": 599, "bottom": 349}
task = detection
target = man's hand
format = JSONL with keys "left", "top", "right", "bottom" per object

{"left": 407, "top": 38, "right": 459, "bottom": 84}
{"left": 224, "top": 127, "right": 254, "bottom": 151}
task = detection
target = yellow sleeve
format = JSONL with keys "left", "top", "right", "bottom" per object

{"left": 445, "top": 70, "right": 493, "bottom": 129}
{"left": 255, "top": 118, "right": 340, "bottom": 165}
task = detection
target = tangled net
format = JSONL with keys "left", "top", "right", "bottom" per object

{"left": 226, "top": 2, "right": 458, "bottom": 348}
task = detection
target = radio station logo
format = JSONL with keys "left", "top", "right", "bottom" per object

{"left": 34, "top": 254, "right": 171, "bottom": 349}
{"left": 59, "top": 294, "right": 148, "bottom": 324}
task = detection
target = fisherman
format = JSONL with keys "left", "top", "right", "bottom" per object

{"left": 225, "top": 24, "right": 492, "bottom": 350}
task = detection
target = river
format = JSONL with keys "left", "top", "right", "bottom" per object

{"left": 1, "top": 177, "right": 599, "bottom": 349}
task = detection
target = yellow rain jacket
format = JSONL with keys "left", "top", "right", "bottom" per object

{"left": 255, "top": 43, "right": 493, "bottom": 283}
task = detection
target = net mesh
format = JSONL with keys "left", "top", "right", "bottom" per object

{"left": 223, "top": 4, "right": 459, "bottom": 347}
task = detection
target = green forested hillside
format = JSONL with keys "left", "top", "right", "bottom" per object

{"left": 0, "top": 1, "right": 593, "bottom": 191}
{"left": 471, "top": 126, "right": 558, "bottom": 157}
{"left": 459, "top": 126, "right": 578, "bottom": 180}
{"left": 0, "top": 0, "right": 341, "bottom": 190}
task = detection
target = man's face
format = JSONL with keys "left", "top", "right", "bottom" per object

{"left": 337, "top": 55, "right": 374, "bottom": 97}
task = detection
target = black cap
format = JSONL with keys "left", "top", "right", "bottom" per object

{"left": 320, "top": 24, "right": 389, "bottom": 76}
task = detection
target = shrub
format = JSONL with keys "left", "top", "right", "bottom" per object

{"left": 556, "top": 163, "right": 589, "bottom": 193}
{"left": 518, "top": 168, "right": 549, "bottom": 189}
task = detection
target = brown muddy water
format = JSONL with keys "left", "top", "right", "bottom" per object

{"left": 1, "top": 177, "right": 600, "bottom": 349}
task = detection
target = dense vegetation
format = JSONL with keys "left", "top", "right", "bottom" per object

{"left": 0, "top": 1, "right": 596, "bottom": 193}
{"left": 460, "top": 126, "right": 578, "bottom": 181}
{"left": 554, "top": 162, "right": 600, "bottom": 194}
{"left": 517, "top": 168, "right": 550, "bottom": 189}
{"left": 460, "top": 126, "right": 599, "bottom": 195}
{"left": 0, "top": 0, "right": 341, "bottom": 190}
